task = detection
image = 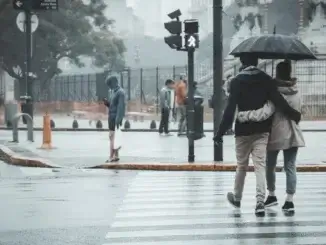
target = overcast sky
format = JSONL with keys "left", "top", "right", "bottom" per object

{"left": 126, "top": 0, "right": 233, "bottom": 15}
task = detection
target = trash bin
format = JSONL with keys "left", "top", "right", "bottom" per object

{"left": 193, "top": 94, "right": 204, "bottom": 140}
{"left": 186, "top": 93, "right": 204, "bottom": 141}
{"left": 4, "top": 102, "right": 18, "bottom": 128}
{"left": 20, "top": 96, "right": 33, "bottom": 124}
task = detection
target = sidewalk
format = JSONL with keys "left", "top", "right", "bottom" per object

{"left": 0, "top": 130, "right": 326, "bottom": 170}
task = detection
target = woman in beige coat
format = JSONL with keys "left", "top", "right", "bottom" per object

{"left": 237, "top": 61, "right": 305, "bottom": 213}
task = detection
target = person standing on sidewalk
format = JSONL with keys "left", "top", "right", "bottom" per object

{"left": 103, "top": 75, "right": 125, "bottom": 162}
{"left": 159, "top": 79, "right": 174, "bottom": 136}
{"left": 213, "top": 55, "right": 301, "bottom": 215}
{"left": 237, "top": 61, "right": 305, "bottom": 213}
{"left": 175, "top": 78, "right": 187, "bottom": 136}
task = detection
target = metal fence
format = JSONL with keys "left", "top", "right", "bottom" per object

{"left": 6, "top": 59, "right": 326, "bottom": 119}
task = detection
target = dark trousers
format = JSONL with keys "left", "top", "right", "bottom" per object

{"left": 159, "top": 108, "right": 170, "bottom": 134}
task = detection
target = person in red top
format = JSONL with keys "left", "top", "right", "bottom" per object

{"left": 175, "top": 77, "right": 187, "bottom": 136}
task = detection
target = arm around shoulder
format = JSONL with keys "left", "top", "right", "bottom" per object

{"left": 268, "top": 83, "right": 301, "bottom": 123}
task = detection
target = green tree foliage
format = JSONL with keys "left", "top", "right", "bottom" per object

{"left": 0, "top": 0, "right": 125, "bottom": 86}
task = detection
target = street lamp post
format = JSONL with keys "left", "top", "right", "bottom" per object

{"left": 213, "top": 0, "right": 224, "bottom": 162}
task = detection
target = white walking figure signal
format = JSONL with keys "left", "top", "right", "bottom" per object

{"left": 188, "top": 36, "right": 196, "bottom": 47}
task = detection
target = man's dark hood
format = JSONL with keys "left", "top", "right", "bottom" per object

{"left": 236, "top": 66, "right": 271, "bottom": 84}
{"left": 106, "top": 75, "right": 120, "bottom": 90}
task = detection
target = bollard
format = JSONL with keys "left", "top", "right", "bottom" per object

{"left": 150, "top": 120, "right": 156, "bottom": 129}
{"left": 96, "top": 120, "right": 103, "bottom": 129}
{"left": 72, "top": 119, "right": 78, "bottom": 129}
{"left": 12, "top": 113, "right": 33, "bottom": 142}
{"left": 40, "top": 113, "right": 53, "bottom": 149}
{"left": 50, "top": 119, "right": 55, "bottom": 128}
{"left": 124, "top": 120, "right": 130, "bottom": 129}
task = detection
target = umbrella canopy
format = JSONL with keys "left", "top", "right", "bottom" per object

{"left": 229, "top": 34, "right": 317, "bottom": 60}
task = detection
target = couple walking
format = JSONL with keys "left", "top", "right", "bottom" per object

{"left": 214, "top": 55, "right": 305, "bottom": 215}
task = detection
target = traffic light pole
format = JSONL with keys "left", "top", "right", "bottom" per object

{"left": 213, "top": 0, "right": 223, "bottom": 161}
{"left": 187, "top": 47, "right": 195, "bottom": 163}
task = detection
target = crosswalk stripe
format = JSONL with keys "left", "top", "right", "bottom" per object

{"left": 104, "top": 172, "right": 326, "bottom": 244}
{"left": 103, "top": 237, "right": 326, "bottom": 245}
{"left": 114, "top": 208, "right": 326, "bottom": 220}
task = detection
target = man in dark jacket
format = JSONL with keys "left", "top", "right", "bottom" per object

{"left": 213, "top": 55, "right": 301, "bottom": 215}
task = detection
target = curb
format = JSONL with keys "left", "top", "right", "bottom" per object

{"left": 0, "top": 144, "right": 57, "bottom": 168}
{"left": 0, "top": 127, "right": 324, "bottom": 133}
{"left": 89, "top": 163, "right": 326, "bottom": 172}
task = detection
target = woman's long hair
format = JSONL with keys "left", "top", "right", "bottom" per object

{"left": 276, "top": 61, "right": 292, "bottom": 81}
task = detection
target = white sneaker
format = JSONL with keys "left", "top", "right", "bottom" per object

{"left": 165, "top": 133, "right": 173, "bottom": 136}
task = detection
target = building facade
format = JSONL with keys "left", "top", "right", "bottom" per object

{"left": 133, "top": 0, "right": 163, "bottom": 37}
{"left": 105, "top": 0, "right": 145, "bottom": 38}
{"left": 189, "top": 0, "right": 213, "bottom": 38}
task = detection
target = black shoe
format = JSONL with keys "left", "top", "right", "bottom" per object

{"left": 255, "top": 202, "right": 265, "bottom": 215}
{"left": 265, "top": 196, "right": 278, "bottom": 207}
{"left": 282, "top": 201, "right": 295, "bottom": 212}
{"left": 227, "top": 192, "right": 241, "bottom": 208}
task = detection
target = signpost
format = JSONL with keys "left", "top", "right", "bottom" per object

{"left": 13, "top": 0, "right": 59, "bottom": 121}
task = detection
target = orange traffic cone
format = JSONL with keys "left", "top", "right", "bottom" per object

{"left": 40, "top": 113, "right": 53, "bottom": 149}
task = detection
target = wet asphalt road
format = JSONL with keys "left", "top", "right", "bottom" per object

{"left": 2, "top": 163, "right": 326, "bottom": 245}
{"left": 0, "top": 163, "right": 136, "bottom": 245}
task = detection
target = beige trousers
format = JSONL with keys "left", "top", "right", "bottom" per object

{"left": 234, "top": 133, "right": 269, "bottom": 203}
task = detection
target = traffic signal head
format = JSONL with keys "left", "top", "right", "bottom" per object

{"left": 185, "top": 34, "right": 199, "bottom": 49}
{"left": 184, "top": 19, "right": 199, "bottom": 34}
{"left": 164, "top": 21, "right": 182, "bottom": 35}
{"left": 164, "top": 19, "right": 182, "bottom": 49}
{"left": 164, "top": 35, "right": 182, "bottom": 49}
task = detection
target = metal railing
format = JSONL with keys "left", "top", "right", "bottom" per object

{"left": 1, "top": 60, "right": 325, "bottom": 120}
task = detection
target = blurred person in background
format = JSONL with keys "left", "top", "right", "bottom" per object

{"left": 175, "top": 76, "right": 187, "bottom": 136}
{"left": 159, "top": 79, "right": 174, "bottom": 136}
{"left": 103, "top": 75, "right": 125, "bottom": 162}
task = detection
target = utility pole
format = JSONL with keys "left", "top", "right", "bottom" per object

{"left": 187, "top": 47, "right": 195, "bottom": 162}
{"left": 213, "top": 0, "right": 224, "bottom": 161}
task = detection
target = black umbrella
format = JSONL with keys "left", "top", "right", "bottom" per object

{"left": 229, "top": 34, "right": 317, "bottom": 60}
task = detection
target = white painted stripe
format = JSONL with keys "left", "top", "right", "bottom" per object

{"left": 125, "top": 186, "right": 324, "bottom": 194}
{"left": 135, "top": 172, "right": 326, "bottom": 177}
{"left": 130, "top": 177, "right": 326, "bottom": 184}
{"left": 114, "top": 207, "right": 326, "bottom": 219}
{"left": 130, "top": 177, "right": 326, "bottom": 183}
{"left": 117, "top": 200, "right": 325, "bottom": 211}
{"left": 124, "top": 189, "right": 326, "bottom": 198}
{"left": 106, "top": 225, "right": 326, "bottom": 239}
{"left": 111, "top": 215, "right": 326, "bottom": 228}
{"left": 103, "top": 236, "right": 326, "bottom": 245}
{"left": 121, "top": 195, "right": 323, "bottom": 204}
